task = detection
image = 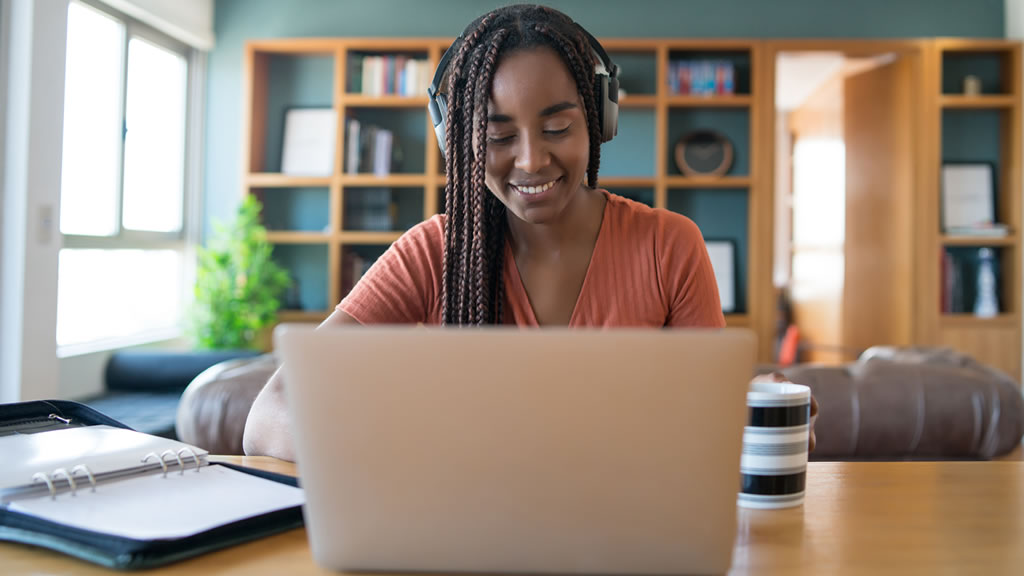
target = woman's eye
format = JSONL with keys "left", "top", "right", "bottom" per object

{"left": 544, "top": 125, "right": 571, "bottom": 136}
{"left": 487, "top": 135, "right": 514, "bottom": 144}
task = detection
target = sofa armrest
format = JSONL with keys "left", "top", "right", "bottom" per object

{"left": 175, "top": 355, "right": 278, "bottom": 454}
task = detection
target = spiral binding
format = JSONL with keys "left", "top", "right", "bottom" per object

{"left": 27, "top": 449, "right": 201, "bottom": 499}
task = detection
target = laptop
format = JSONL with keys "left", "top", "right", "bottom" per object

{"left": 275, "top": 325, "right": 756, "bottom": 575}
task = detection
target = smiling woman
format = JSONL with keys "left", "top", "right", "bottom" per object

{"left": 336, "top": 3, "right": 725, "bottom": 328}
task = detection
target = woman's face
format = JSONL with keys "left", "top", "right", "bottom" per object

{"left": 483, "top": 46, "right": 591, "bottom": 225}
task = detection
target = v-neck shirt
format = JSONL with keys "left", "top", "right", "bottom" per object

{"left": 339, "top": 190, "right": 725, "bottom": 327}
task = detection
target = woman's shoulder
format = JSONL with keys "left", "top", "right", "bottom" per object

{"left": 601, "top": 190, "right": 702, "bottom": 242}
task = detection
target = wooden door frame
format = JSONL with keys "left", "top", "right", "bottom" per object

{"left": 756, "top": 40, "right": 929, "bottom": 362}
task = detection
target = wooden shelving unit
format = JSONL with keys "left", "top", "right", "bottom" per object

{"left": 240, "top": 37, "right": 765, "bottom": 361}
{"left": 926, "top": 39, "right": 1022, "bottom": 379}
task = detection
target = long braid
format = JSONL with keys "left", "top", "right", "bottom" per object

{"left": 440, "top": 4, "right": 605, "bottom": 325}
{"left": 470, "top": 31, "right": 508, "bottom": 323}
{"left": 442, "top": 15, "right": 493, "bottom": 324}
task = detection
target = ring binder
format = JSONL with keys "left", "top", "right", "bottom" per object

{"left": 31, "top": 472, "right": 56, "bottom": 500}
{"left": 51, "top": 468, "right": 77, "bottom": 496}
{"left": 177, "top": 448, "right": 201, "bottom": 473}
{"left": 162, "top": 449, "right": 184, "bottom": 475}
{"left": 71, "top": 464, "right": 96, "bottom": 492}
{"left": 142, "top": 452, "right": 169, "bottom": 476}
{"left": 1, "top": 403, "right": 303, "bottom": 570}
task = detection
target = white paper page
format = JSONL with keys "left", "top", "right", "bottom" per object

{"left": 9, "top": 465, "right": 305, "bottom": 540}
{"left": 0, "top": 426, "right": 208, "bottom": 492}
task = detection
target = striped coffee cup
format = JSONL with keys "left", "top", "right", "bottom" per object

{"left": 737, "top": 379, "right": 811, "bottom": 509}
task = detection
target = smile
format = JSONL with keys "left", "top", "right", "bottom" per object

{"left": 510, "top": 178, "right": 560, "bottom": 195}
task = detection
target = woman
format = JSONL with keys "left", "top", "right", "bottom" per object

{"left": 244, "top": 4, "right": 781, "bottom": 460}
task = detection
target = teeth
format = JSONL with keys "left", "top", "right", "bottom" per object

{"left": 514, "top": 179, "right": 557, "bottom": 195}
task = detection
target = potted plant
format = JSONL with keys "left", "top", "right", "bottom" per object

{"left": 189, "top": 195, "right": 291, "bottom": 350}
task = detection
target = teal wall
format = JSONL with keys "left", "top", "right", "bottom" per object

{"left": 207, "top": 0, "right": 1004, "bottom": 238}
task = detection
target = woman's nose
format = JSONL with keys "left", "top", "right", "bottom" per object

{"left": 514, "top": 132, "right": 551, "bottom": 173}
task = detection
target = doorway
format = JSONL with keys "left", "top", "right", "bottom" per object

{"left": 771, "top": 45, "right": 918, "bottom": 365}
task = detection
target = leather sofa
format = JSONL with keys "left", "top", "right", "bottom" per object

{"left": 176, "top": 346, "right": 1024, "bottom": 459}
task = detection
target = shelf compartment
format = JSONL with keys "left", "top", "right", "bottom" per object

{"left": 344, "top": 107, "right": 427, "bottom": 174}
{"left": 343, "top": 186, "right": 424, "bottom": 232}
{"left": 273, "top": 243, "right": 330, "bottom": 313}
{"left": 256, "top": 187, "right": 330, "bottom": 233}
{"left": 254, "top": 53, "right": 335, "bottom": 174}
{"left": 668, "top": 108, "right": 750, "bottom": 177}
{"left": 941, "top": 246, "right": 1012, "bottom": 316}
{"left": 941, "top": 50, "right": 1013, "bottom": 96}
{"left": 345, "top": 49, "right": 430, "bottom": 97}
{"left": 608, "top": 49, "right": 657, "bottom": 96}
{"left": 666, "top": 49, "right": 751, "bottom": 96}
{"left": 667, "top": 188, "right": 749, "bottom": 314}
{"left": 600, "top": 108, "right": 656, "bottom": 178}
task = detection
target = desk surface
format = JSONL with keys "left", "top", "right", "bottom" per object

{"left": 2, "top": 456, "right": 1023, "bottom": 575}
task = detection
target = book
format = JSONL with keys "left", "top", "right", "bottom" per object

{"left": 0, "top": 400, "right": 305, "bottom": 569}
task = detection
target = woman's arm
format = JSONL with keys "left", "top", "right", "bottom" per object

{"left": 242, "top": 310, "right": 359, "bottom": 461}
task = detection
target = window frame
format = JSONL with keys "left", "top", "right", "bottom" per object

{"left": 58, "top": 0, "right": 203, "bottom": 355}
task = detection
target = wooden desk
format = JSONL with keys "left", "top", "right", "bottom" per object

{"left": 3, "top": 457, "right": 1023, "bottom": 575}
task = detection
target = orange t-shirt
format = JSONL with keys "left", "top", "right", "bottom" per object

{"left": 339, "top": 190, "right": 725, "bottom": 327}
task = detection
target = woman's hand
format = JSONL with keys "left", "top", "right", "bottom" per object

{"left": 809, "top": 394, "right": 818, "bottom": 452}
{"left": 769, "top": 371, "right": 817, "bottom": 452}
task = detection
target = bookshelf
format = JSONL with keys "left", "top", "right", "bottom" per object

{"left": 927, "top": 39, "right": 1022, "bottom": 379}
{"left": 242, "top": 38, "right": 768, "bottom": 358}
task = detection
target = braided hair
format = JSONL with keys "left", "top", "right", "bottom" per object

{"left": 440, "top": 4, "right": 604, "bottom": 325}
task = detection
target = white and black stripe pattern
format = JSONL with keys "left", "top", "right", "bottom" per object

{"left": 738, "top": 381, "right": 810, "bottom": 509}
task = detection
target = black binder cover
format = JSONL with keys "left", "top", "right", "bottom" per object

{"left": 0, "top": 400, "right": 304, "bottom": 570}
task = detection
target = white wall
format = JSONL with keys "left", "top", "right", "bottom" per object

{"left": 1, "top": 0, "right": 67, "bottom": 403}
{"left": 99, "top": 0, "right": 214, "bottom": 49}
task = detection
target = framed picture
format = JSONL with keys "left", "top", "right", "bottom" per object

{"left": 704, "top": 239, "right": 736, "bottom": 313}
{"left": 281, "top": 107, "right": 336, "bottom": 176}
{"left": 941, "top": 163, "right": 995, "bottom": 231}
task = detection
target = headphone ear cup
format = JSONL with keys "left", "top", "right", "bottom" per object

{"left": 596, "top": 74, "right": 619, "bottom": 143}
{"left": 432, "top": 92, "right": 449, "bottom": 160}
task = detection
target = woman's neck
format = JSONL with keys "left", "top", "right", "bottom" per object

{"left": 505, "top": 186, "right": 606, "bottom": 257}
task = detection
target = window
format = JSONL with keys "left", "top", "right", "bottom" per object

{"left": 57, "top": 1, "right": 194, "bottom": 351}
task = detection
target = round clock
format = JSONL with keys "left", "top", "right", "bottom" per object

{"left": 674, "top": 130, "right": 734, "bottom": 177}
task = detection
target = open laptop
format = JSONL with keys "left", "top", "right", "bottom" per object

{"left": 275, "top": 325, "right": 755, "bottom": 575}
